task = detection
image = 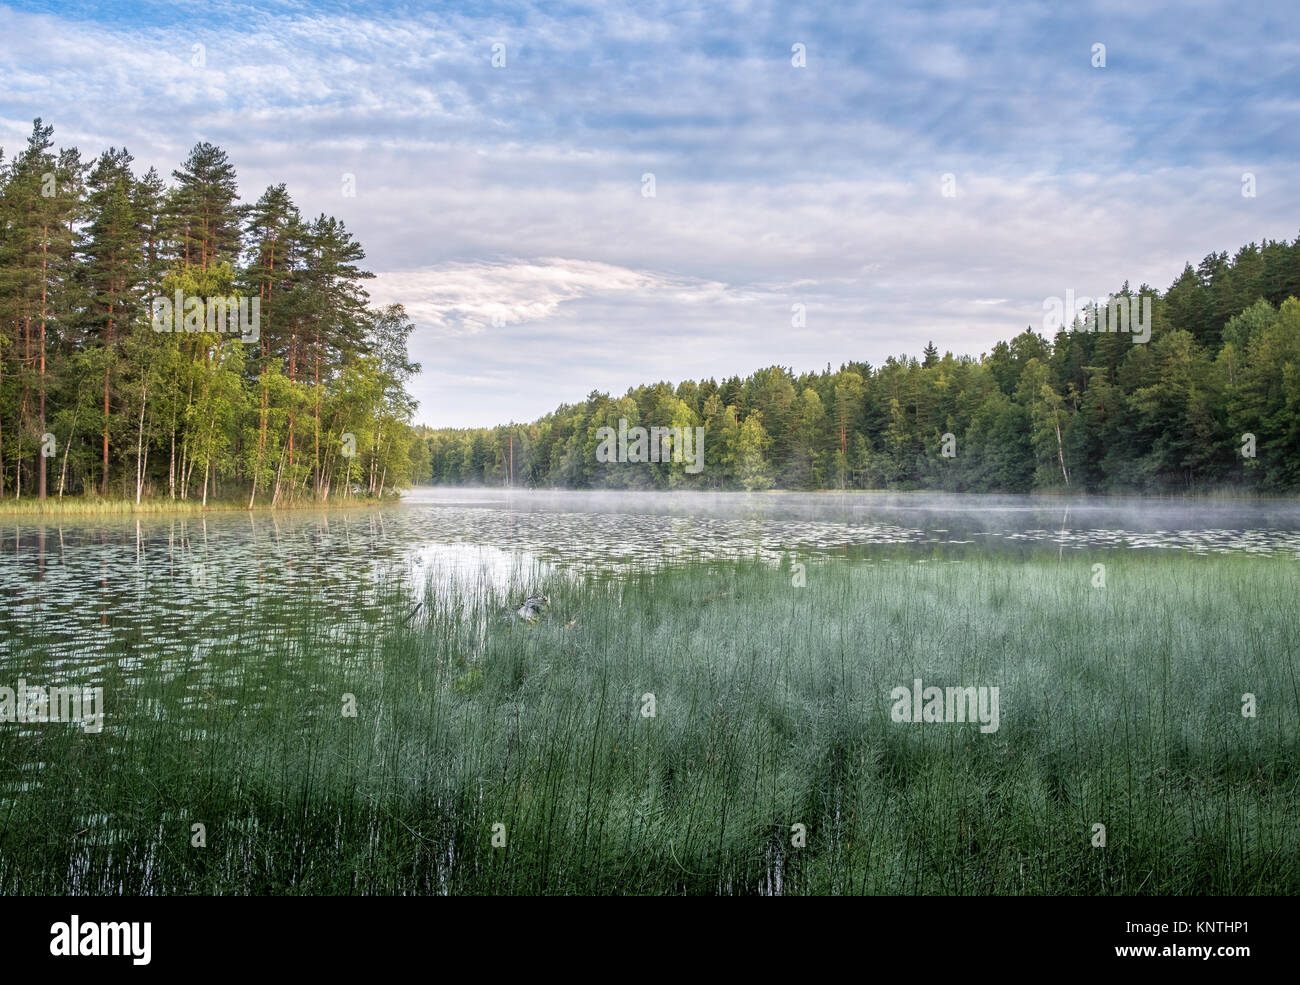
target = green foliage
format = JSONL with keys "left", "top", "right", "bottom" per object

{"left": 425, "top": 234, "right": 1300, "bottom": 493}
{"left": 3, "top": 551, "right": 1296, "bottom": 894}
{"left": 0, "top": 120, "right": 421, "bottom": 504}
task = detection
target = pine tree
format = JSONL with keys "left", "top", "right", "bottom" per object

{"left": 169, "top": 142, "right": 243, "bottom": 272}
{"left": 81, "top": 147, "right": 143, "bottom": 495}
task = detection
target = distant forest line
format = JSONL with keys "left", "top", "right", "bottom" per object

{"left": 424, "top": 232, "right": 1300, "bottom": 494}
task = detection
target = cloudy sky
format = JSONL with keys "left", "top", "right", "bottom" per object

{"left": 2, "top": 0, "right": 1297, "bottom": 427}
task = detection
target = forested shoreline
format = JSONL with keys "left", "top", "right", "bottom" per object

{"left": 427, "top": 234, "right": 1300, "bottom": 494}
{"left": 14, "top": 110, "right": 1296, "bottom": 504}
{"left": 0, "top": 119, "right": 426, "bottom": 508}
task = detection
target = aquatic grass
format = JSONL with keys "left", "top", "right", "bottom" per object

{"left": 0, "top": 549, "right": 1297, "bottom": 894}
{"left": 0, "top": 495, "right": 393, "bottom": 517}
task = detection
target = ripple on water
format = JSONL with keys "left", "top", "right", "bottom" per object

{"left": 3, "top": 491, "right": 1300, "bottom": 676}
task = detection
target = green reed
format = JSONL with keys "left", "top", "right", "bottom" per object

{"left": 1, "top": 549, "right": 1296, "bottom": 894}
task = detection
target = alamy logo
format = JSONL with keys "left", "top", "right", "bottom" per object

{"left": 890, "top": 678, "right": 1000, "bottom": 733}
{"left": 1042, "top": 290, "right": 1151, "bottom": 343}
{"left": 0, "top": 680, "right": 103, "bottom": 733}
{"left": 150, "top": 290, "right": 260, "bottom": 343}
{"left": 595, "top": 418, "right": 704, "bottom": 474}
{"left": 50, "top": 915, "right": 151, "bottom": 965}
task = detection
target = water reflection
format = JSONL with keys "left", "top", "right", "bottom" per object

{"left": 398, "top": 488, "right": 1300, "bottom": 564}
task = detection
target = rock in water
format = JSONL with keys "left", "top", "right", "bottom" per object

{"left": 516, "top": 594, "right": 549, "bottom": 622}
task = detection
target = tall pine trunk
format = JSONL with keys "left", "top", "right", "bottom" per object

{"left": 101, "top": 300, "right": 114, "bottom": 496}
{"left": 38, "top": 226, "right": 48, "bottom": 499}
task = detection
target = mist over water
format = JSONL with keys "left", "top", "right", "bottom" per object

{"left": 403, "top": 487, "right": 1300, "bottom": 562}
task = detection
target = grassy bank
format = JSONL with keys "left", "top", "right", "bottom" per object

{"left": 1, "top": 550, "right": 1297, "bottom": 894}
{"left": 0, "top": 494, "right": 396, "bottom": 517}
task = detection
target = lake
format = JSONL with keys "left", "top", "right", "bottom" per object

{"left": 3, "top": 487, "right": 1299, "bottom": 674}
{"left": 3, "top": 488, "right": 1298, "bottom": 895}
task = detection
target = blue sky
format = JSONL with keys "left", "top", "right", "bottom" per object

{"left": 2, "top": 0, "right": 1298, "bottom": 427}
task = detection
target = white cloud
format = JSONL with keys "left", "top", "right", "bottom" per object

{"left": 1, "top": 0, "right": 1297, "bottom": 428}
{"left": 369, "top": 258, "right": 728, "bottom": 335}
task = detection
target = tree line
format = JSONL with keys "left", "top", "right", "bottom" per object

{"left": 0, "top": 119, "right": 426, "bottom": 506}
{"left": 426, "top": 232, "right": 1300, "bottom": 493}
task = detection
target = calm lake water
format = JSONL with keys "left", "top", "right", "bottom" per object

{"left": 3, "top": 488, "right": 1300, "bottom": 671}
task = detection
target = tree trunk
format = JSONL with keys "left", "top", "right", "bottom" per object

{"left": 38, "top": 226, "right": 48, "bottom": 500}
{"left": 247, "top": 463, "right": 259, "bottom": 509}
{"left": 58, "top": 396, "right": 80, "bottom": 499}
{"left": 101, "top": 300, "right": 114, "bottom": 496}
{"left": 169, "top": 403, "right": 177, "bottom": 499}
{"left": 1055, "top": 419, "right": 1069, "bottom": 486}
{"left": 0, "top": 333, "right": 5, "bottom": 501}
{"left": 270, "top": 441, "right": 288, "bottom": 507}
{"left": 134, "top": 381, "right": 149, "bottom": 505}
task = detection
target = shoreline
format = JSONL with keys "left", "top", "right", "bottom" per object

{"left": 0, "top": 495, "right": 400, "bottom": 518}
{"left": 405, "top": 484, "right": 1300, "bottom": 503}
{"left": 12, "top": 486, "right": 1299, "bottom": 517}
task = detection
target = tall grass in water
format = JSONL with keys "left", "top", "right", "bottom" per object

{"left": 0, "top": 551, "right": 1296, "bottom": 894}
{"left": 0, "top": 494, "right": 393, "bottom": 517}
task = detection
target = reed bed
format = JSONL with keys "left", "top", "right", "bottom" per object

{"left": 1, "top": 549, "right": 1296, "bottom": 894}
{"left": 0, "top": 496, "right": 392, "bottom": 517}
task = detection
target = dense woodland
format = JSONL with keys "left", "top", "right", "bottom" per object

{"left": 14, "top": 112, "right": 1295, "bottom": 502}
{"left": 427, "top": 234, "right": 1300, "bottom": 493}
{"left": 0, "top": 119, "right": 425, "bottom": 506}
